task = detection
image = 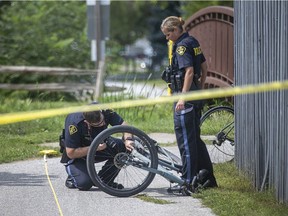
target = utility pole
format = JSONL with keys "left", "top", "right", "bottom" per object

{"left": 86, "top": 0, "right": 110, "bottom": 100}
{"left": 94, "top": 0, "right": 102, "bottom": 99}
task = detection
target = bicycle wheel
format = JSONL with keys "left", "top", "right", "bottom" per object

{"left": 200, "top": 106, "right": 234, "bottom": 163}
{"left": 87, "top": 125, "right": 158, "bottom": 197}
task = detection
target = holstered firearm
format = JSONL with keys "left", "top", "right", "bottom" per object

{"left": 161, "top": 66, "right": 172, "bottom": 84}
{"left": 161, "top": 66, "right": 185, "bottom": 93}
{"left": 175, "top": 69, "right": 185, "bottom": 93}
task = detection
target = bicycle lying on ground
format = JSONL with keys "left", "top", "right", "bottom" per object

{"left": 87, "top": 125, "right": 211, "bottom": 197}
{"left": 200, "top": 106, "right": 235, "bottom": 164}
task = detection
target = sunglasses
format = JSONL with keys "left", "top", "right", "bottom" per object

{"left": 88, "top": 114, "right": 105, "bottom": 127}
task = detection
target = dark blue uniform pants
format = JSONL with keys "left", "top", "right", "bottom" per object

{"left": 65, "top": 138, "right": 126, "bottom": 190}
{"left": 174, "top": 103, "right": 215, "bottom": 184}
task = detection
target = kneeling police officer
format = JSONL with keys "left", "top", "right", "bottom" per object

{"left": 60, "top": 105, "right": 133, "bottom": 190}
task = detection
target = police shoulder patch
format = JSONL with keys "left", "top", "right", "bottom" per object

{"left": 176, "top": 46, "right": 186, "bottom": 55}
{"left": 69, "top": 125, "right": 78, "bottom": 135}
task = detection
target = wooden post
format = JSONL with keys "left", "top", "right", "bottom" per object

{"left": 94, "top": 60, "right": 105, "bottom": 99}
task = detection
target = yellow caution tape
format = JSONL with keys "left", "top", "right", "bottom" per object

{"left": 0, "top": 80, "right": 288, "bottom": 125}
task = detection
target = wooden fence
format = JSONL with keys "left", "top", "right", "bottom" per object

{"left": 184, "top": 6, "right": 234, "bottom": 88}
{"left": 0, "top": 66, "right": 98, "bottom": 93}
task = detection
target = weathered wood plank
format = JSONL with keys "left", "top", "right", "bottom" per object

{"left": 0, "top": 83, "right": 95, "bottom": 92}
{"left": 0, "top": 66, "right": 97, "bottom": 76}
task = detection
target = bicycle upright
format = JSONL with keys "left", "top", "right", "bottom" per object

{"left": 200, "top": 106, "right": 235, "bottom": 163}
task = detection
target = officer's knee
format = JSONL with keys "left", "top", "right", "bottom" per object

{"left": 77, "top": 182, "right": 93, "bottom": 191}
{"left": 76, "top": 178, "right": 93, "bottom": 191}
{"left": 78, "top": 185, "right": 92, "bottom": 191}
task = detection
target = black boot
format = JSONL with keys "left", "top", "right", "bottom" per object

{"left": 65, "top": 175, "right": 76, "bottom": 189}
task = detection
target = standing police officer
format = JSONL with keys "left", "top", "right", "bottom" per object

{"left": 161, "top": 16, "right": 217, "bottom": 190}
{"left": 60, "top": 105, "right": 133, "bottom": 191}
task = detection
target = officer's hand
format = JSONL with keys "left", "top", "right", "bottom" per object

{"left": 125, "top": 140, "right": 134, "bottom": 152}
{"left": 97, "top": 143, "right": 107, "bottom": 151}
{"left": 175, "top": 99, "right": 185, "bottom": 111}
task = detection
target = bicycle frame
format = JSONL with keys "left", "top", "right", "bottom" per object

{"left": 215, "top": 121, "right": 234, "bottom": 144}
{"left": 129, "top": 147, "right": 185, "bottom": 185}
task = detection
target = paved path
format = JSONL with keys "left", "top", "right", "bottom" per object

{"left": 0, "top": 133, "right": 216, "bottom": 216}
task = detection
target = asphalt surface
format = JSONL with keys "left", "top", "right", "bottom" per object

{"left": 0, "top": 133, "right": 216, "bottom": 216}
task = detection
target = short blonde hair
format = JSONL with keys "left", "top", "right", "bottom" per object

{"left": 161, "top": 16, "right": 185, "bottom": 32}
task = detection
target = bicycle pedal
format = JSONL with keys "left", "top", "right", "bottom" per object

{"left": 181, "top": 186, "right": 193, "bottom": 196}
{"left": 167, "top": 184, "right": 194, "bottom": 196}
{"left": 167, "top": 186, "right": 181, "bottom": 193}
{"left": 167, "top": 184, "right": 183, "bottom": 195}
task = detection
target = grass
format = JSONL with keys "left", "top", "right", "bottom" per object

{"left": 1, "top": 98, "right": 288, "bottom": 215}
{"left": 0, "top": 99, "right": 82, "bottom": 163}
{"left": 201, "top": 107, "right": 234, "bottom": 136}
{"left": 0, "top": 98, "right": 174, "bottom": 163}
{"left": 194, "top": 162, "right": 288, "bottom": 216}
{"left": 136, "top": 194, "right": 174, "bottom": 204}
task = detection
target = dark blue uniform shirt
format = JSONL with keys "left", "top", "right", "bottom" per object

{"left": 64, "top": 110, "right": 124, "bottom": 154}
{"left": 172, "top": 32, "right": 206, "bottom": 80}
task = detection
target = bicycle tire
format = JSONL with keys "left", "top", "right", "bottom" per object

{"left": 200, "top": 106, "right": 234, "bottom": 163}
{"left": 87, "top": 125, "right": 158, "bottom": 197}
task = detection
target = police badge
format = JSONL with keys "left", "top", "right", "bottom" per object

{"left": 176, "top": 46, "right": 186, "bottom": 55}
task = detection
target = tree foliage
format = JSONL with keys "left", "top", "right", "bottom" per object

{"left": 0, "top": 1, "right": 93, "bottom": 100}
{"left": 0, "top": 0, "right": 234, "bottom": 101}
{"left": 110, "top": 1, "right": 150, "bottom": 46}
{"left": 0, "top": 0, "right": 233, "bottom": 70}
{"left": 0, "top": 1, "right": 91, "bottom": 68}
{"left": 181, "top": 0, "right": 233, "bottom": 19}
{"left": 146, "top": 1, "right": 182, "bottom": 71}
